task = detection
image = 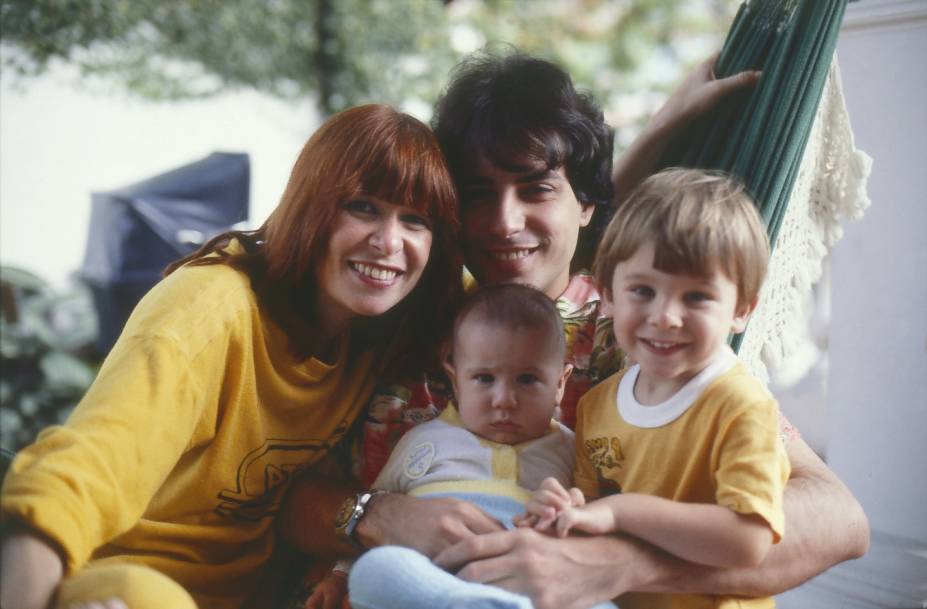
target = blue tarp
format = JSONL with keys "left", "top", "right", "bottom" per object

{"left": 80, "top": 152, "right": 250, "bottom": 354}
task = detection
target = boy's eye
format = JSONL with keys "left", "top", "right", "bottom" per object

{"left": 684, "top": 291, "right": 712, "bottom": 304}
{"left": 474, "top": 373, "right": 494, "bottom": 384}
{"left": 516, "top": 373, "right": 539, "bottom": 384}
{"left": 629, "top": 285, "right": 654, "bottom": 299}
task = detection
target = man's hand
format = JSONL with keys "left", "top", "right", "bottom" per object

{"left": 650, "top": 52, "right": 761, "bottom": 133}
{"left": 356, "top": 493, "right": 505, "bottom": 558}
{"left": 304, "top": 570, "right": 349, "bottom": 609}
{"left": 434, "top": 527, "right": 661, "bottom": 609}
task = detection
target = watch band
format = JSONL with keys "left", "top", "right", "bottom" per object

{"left": 337, "top": 490, "right": 388, "bottom": 549}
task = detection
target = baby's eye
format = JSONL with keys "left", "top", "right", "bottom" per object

{"left": 516, "top": 373, "right": 539, "bottom": 384}
{"left": 474, "top": 374, "right": 494, "bottom": 384}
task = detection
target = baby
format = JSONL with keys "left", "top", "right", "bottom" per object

{"left": 521, "top": 168, "right": 791, "bottom": 609}
{"left": 309, "top": 283, "right": 617, "bottom": 609}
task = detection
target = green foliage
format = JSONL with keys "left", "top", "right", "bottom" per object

{"left": 1, "top": 0, "right": 738, "bottom": 122}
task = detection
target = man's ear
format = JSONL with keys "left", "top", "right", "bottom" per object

{"left": 555, "top": 363, "right": 574, "bottom": 404}
{"left": 731, "top": 297, "right": 758, "bottom": 334}
{"left": 579, "top": 202, "right": 595, "bottom": 228}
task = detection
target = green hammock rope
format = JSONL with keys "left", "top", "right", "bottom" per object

{"left": 658, "top": 0, "right": 849, "bottom": 351}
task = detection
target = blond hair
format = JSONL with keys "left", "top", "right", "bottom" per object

{"left": 594, "top": 168, "right": 769, "bottom": 307}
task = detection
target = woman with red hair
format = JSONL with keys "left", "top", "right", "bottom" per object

{"left": 0, "top": 104, "right": 463, "bottom": 609}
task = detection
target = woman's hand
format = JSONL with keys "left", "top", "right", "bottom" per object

{"left": 304, "top": 569, "right": 349, "bottom": 609}
{"left": 1, "top": 530, "right": 65, "bottom": 609}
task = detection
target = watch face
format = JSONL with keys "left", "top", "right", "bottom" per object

{"left": 335, "top": 497, "right": 356, "bottom": 529}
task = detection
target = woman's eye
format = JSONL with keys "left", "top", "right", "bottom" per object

{"left": 516, "top": 374, "right": 539, "bottom": 384}
{"left": 344, "top": 199, "right": 378, "bottom": 216}
{"left": 401, "top": 213, "right": 431, "bottom": 230}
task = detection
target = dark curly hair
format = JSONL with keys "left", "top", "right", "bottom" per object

{"left": 432, "top": 49, "right": 614, "bottom": 268}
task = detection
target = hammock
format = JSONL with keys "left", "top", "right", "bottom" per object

{"left": 657, "top": 0, "right": 870, "bottom": 366}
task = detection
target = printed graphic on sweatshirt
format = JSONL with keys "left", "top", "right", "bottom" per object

{"left": 216, "top": 430, "right": 346, "bottom": 521}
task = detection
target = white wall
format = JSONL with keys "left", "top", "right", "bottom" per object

{"left": 779, "top": 1, "right": 927, "bottom": 606}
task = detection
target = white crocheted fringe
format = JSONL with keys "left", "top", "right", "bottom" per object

{"left": 739, "top": 59, "right": 873, "bottom": 383}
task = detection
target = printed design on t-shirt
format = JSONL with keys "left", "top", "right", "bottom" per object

{"left": 584, "top": 434, "right": 625, "bottom": 496}
{"left": 216, "top": 434, "right": 343, "bottom": 521}
{"left": 404, "top": 442, "right": 436, "bottom": 479}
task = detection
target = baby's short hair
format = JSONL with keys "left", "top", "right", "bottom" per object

{"left": 453, "top": 283, "right": 566, "bottom": 359}
{"left": 594, "top": 168, "right": 769, "bottom": 307}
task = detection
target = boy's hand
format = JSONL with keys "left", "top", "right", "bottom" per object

{"left": 514, "top": 477, "right": 585, "bottom": 532}
{"left": 304, "top": 570, "right": 349, "bottom": 609}
{"left": 554, "top": 501, "right": 619, "bottom": 538}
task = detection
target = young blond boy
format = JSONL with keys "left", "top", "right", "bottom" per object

{"left": 522, "top": 168, "right": 791, "bottom": 609}
{"left": 309, "top": 283, "right": 617, "bottom": 609}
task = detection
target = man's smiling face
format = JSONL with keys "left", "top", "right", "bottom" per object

{"left": 460, "top": 155, "right": 594, "bottom": 299}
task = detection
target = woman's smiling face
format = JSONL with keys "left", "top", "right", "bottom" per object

{"left": 314, "top": 196, "right": 433, "bottom": 333}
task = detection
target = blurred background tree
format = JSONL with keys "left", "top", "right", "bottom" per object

{"left": 0, "top": 0, "right": 738, "bottom": 451}
{"left": 1, "top": 0, "right": 738, "bottom": 140}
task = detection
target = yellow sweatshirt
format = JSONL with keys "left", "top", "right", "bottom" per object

{"left": 2, "top": 263, "right": 381, "bottom": 607}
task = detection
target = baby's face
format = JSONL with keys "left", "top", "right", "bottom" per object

{"left": 445, "top": 318, "right": 571, "bottom": 445}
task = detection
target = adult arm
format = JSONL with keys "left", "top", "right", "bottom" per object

{"left": 611, "top": 54, "right": 760, "bottom": 202}
{"left": 278, "top": 476, "right": 504, "bottom": 559}
{"left": 436, "top": 437, "right": 869, "bottom": 606}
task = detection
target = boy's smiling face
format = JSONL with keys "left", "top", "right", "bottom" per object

{"left": 444, "top": 317, "right": 572, "bottom": 445}
{"left": 603, "top": 241, "right": 755, "bottom": 404}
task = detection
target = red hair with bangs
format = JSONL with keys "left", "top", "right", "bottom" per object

{"left": 167, "top": 104, "right": 462, "bottom": 373}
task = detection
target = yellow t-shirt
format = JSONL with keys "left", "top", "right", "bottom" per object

{"left": 575, "top": 351, "right": 790, "bottom": 609}
{"left": 2, "top": 263, "right": 382, "bottom": 608}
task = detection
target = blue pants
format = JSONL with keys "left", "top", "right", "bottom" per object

{"left": 348, "top": 545, "right": 619, "bottom": 609}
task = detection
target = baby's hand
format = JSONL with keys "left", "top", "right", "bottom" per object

{"left": 304, "top": 569, "right": 349, "bottom": 609}
{"left": 554, "top": 500, "right": 619, "bottom": 538}
{"left": 514, "top": 477, "right": 585, "bottom": 532}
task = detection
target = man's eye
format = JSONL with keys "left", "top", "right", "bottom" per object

{"left": 520, "top": 185, "right": 556, "bottom": 201}
{"left": 516, "top": 374, "right": 539, "bottom": 384}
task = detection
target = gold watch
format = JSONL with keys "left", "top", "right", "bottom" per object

{"left": 334, "top": 490, "right": 387, "bottom": 548}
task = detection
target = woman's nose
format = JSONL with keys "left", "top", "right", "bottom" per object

{"left": 370, "top": 217, "right": 403, "bottom": 254}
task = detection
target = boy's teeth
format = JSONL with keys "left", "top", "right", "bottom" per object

{"left": 353, "top": 263, "right": 397, "bottom": 281}
{"left": 490, "top": 249, "right": 532, "bottom": 261}
{"left": 649, "top": 340, "right": 676, "bottom": 348}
